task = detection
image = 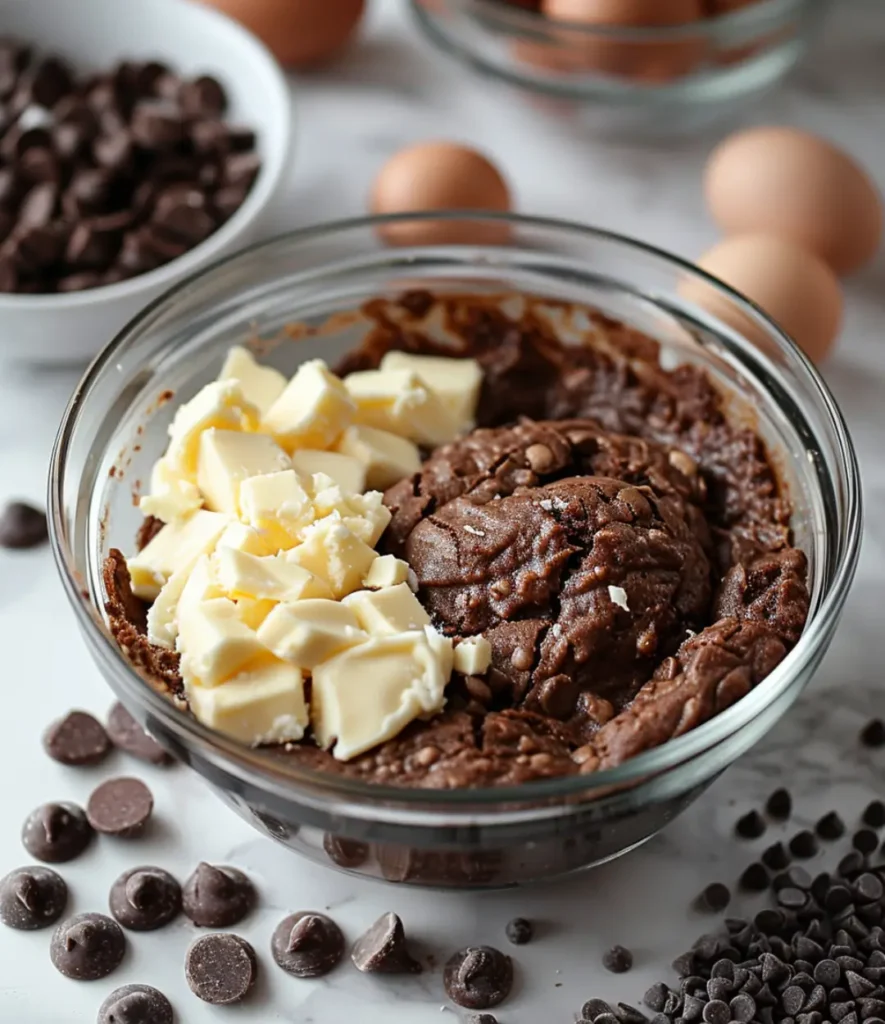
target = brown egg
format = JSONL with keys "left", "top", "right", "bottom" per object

{"left": 370, "top": 142, "right": 512, "bottom": 246}
{"left": 681, "top": 235, "right": 843, "bottom": 364}
{"left": 201, "top": 0, "right": 365, "bottom": 69}
{"left": 540, "top": 0, "right": 706, "bottom": 82}
{"left": 705, "top": 127, "right": 883, "bottom": 276}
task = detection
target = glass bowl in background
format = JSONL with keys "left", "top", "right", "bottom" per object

{"left": 410, "top": 0, "right": 832, "bottom": 137}
{"left": 49, "top": 214, "right": 859, "bottom": 888}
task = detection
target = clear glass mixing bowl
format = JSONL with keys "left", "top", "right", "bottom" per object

{"left": 49, "top": 213, "right": 860, "bottom": 888}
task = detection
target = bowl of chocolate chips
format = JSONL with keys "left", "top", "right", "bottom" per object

{"left": 0, "top": 0, "right": 292, "bottom": 364}
{"left": 49, "top": 213, "right": 861, "bottom": 888}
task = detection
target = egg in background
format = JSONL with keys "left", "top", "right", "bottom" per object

{"left": 200, "top": 0, "right": 366, "bottom": 68}
{"left": 681, "top": 235, "right": 843, "bottom": 364}
{"left": 540, "top": 0, "right": 707, "bottom": 83}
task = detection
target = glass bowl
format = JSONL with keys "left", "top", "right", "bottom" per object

{"left": 410, "top": 0, "right": 832, "bottom": 137}
{"left": 49, "top": 213, "right": 860, "bottom": 889}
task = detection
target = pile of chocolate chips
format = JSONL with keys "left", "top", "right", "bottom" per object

{"left": 0, "top": 40, "right": 261, "bottom": 294}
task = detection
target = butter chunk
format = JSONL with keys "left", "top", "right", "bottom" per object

{"left": 235, "top": 597, "right": 276, "bottom": 630}
{"left": 177, "top": 595, "right": 271, "bottom": 687}
{"left": 215, "top": 546, "right": 332, "bottom": 603}
{"left": 216, "top": 522, "right": 274, "bottom": 557}
{"left": 290, "top": 449, "right": 366, "bottom": 495}
{"left": 380, "top": 352, "right": 482, "bottom": 433}
{"left": 147, "top": 566, "right": 191, "bottom": 649}
{"left": 336, "top": 425, "right": 422, "bottom": 490}
{"left": 311, "top": 631, "right": 450, "bottom": 761}
{"left": 285, "top": 516, "right": 378, "bottom": 599}
{"left": 453, "top": 636, "right": 492, "bottom": 676}
{"left": 309, "top": 484, "right": 391, "bottom": 548}
{"left": 240, "top": 470, "right": 313, "bottom": 551}
{"left": 197, "top": 429, "right": 291, "bottom": 515}
{"left": 166, "top": 380, "right": 259, "bottom": 476}
{"left": 218, "top": 345, "right": 286, "bottom": 415}
{"left": 186, "top": 659, "right": 308, "bottom": 745}
{"left": 139, "top": 457, "right": 202, "bottom": 523}
{"left": 344, "top": 369, "right": 459, "bottom": 447}
{"left": 257, "top": 599, "right": 366, "bottom": 668}
{"left": 363, "top": 554, "right": 412, "bottom": 589}
{"left": 127, "top": 510, "right": 229, "bottom": 601}
{"left": 262, "top": 359, "right": 355, "bottom": 452}
{"left": 343, "top": 583, "right": 430, "bottom": 636}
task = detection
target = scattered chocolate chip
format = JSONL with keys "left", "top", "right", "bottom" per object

{"left": 765, "top": 788, "right": 793, "bottom": 820}
{"left": 739, "top": 862, "right": 770, "bottom": 892}
{"left": 0, "top": 866, "right": 67, "bottom": 930}
{"left": 696, "top": 884, "right": 731, "bottom": 913}
{"left": 185, "top": 932, "right": 257, "bottom": 1005}
{"left": 322, "top": 832, "right": 369, "bottom": 868}
{"left": 0, "top": 500, "right": 47, "bottom": 548}
{"left": 106, "top": 703, "right": 171, "bottom": 765}
{"left": 109, "top": 866, "right": 181, "bottom": 931}
{"left": 838, "top": 850, "right": 866, "bottom": 877}
{"left": 97, "top": 984, "right": 173, "bottom": 1024}
{"left": 467, "top": 1016, "right": 498, "bottom": 1024}
{"left": 603, "top": 945, "right": 634, "bottom": 973}
{"left": 585, "top": 998, "right": 616, "bottom": 1019}
{"left": 505, "top": 916, "right": 534, "bottom": 944}
{"left": 177, "top": 75, "right": 227, "bottom": 117}
{"left": 86, "top": 777, "right": 153, "bottom": 837}
{"left": 862, "top": 801, "right": 885, "bottom": 829}
{"left": 21, "top": 802, "right": 93, "bottom": 863}
{"left": 736, "top": 810, "right": 767, "bottom": 839}
{"left": 853, "top": 829, "right": 878, "bottom": 855}
{"left": 271, "top": 911, "right": 344, "bottom": 978}
{"left": 43, "top": 710, "right": 110, "bottom": 766}
{"left": 817, "top": 811, "right": 846, "bottom": 840}
{"left": 762, "top": 842, "right": 791, "bottom": 871}
{"left": 861, "top": 720, "right": 885, "bottom": 748}
{"left": 444, "top": 945, "right": 513, "bottom": 1009}
{"left": 50, "top": 912, "right": 125, "bottom": 980}
{"left": 181, "top": 862, "right": 255, "bottom": 928}
{"left": 352, "top": 912, "right": 422, "bottom": 974}
{"left": 789, "top": 831, "right": 819, "bottom": 859}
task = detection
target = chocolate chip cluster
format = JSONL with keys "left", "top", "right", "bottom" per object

{"left": 0, "top": 41, "right": 261, "bottom": 294}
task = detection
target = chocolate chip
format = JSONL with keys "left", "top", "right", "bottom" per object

{"left": 22, "top": 802, "right": 93, "bottom": 862}
{"left": 43, "top": 710, "right": 110, "bottom": 766}
{"left": 50, "top": 912, "right": 125, "bottom": 980}
{"left": 505, "top": 916, "right": 534, "bottom": 944}
{"left": 93, "top": 130, "right": 134, "bottom": 173}
{"left": 152, "top": 188, "right": 215, "bottom": 245}
{"left": 863, "top": 801, "right": 885, "bottom": 829}
{"left": 861, "top": 720, "right": 885, "bottom": 748}
{"left": 271, "top": 911, "right": 344, "bottom": 978}
{"left": 105, "top": 703, "right": 171, "bottom": 764}
{"left": 182, "top": 862, "right": 255, "bottom": 927}
{"left": 584, "top": 999, "right": 616, "bottom": 1020}
{"left": 615, "top": 1003, "right": 648, "bottom": 1024}
{"left": 222, "top": 150, "right": 260, "bottom": 188}
{"left": 740, "top": 862, "right": 770, "bottom": 892}
{"left": 839, "top": 851, "right": 867, "bottom": 877}
{"left": 117, "top": 227, "right": 164, "bottom": 274}
{"left": 444, "top": 946, "right": 513, "bottom": 1009}
{"left": 696, "top": 883, "right": 731, "bottom": 913}
{"left": 467, "top": 1016, "right": 498, "bottom": 1024}
{"left": 736, "top": 810, "right": 767, "bottom": 839}
{"left": 130, "top": 101, "right": 184, "bottom": 150}
{"left": 817, "top": 811, "right": 846, "bottom": 840}
{"left": 352, "top": 912, "right": 422, "bottom": 974}
{"left": 178, "top": 75, "right": 227, "bottom": 117}
{"left": 854, "top": 830, "right": 879, "bottom": 855}
{"left": 0, "top": 501, "right": 48, "bottom": 548}
{"left": 63, "top": 168, "right": 114, "bottom": 217}
{"left": 763, "top": 842, "right": 792, "bottom": 871}
{"left": 109, "top": 866, "right": 181, "bottom": 931}
{"left": 322, "top": 832, "right": 368, "bottom": 868}
{"left": 185, "top": 932, "right": 257, "bottom": 1005}
{"left": 28, "top": 56, "right": 73, "bottom": 108}
{"left": 0, "top": 866, "right": 67, "bottom": 930}
{"left": 789, "top": 831, "right": 819, "bottom": 859}
{"left": 97, "top": 984, "right": 173, "bottom": 1024}
{"left": 765, "top": 788, "right": 793, "bottom": 820}
{"left": 856, "top": 872, "right": 884, "bottom": 903}
{"left": 603, "top": 945, "right": 634, "bottom": 973}
{"left": 86, "top": 777, "right": 153, "bottom": 837}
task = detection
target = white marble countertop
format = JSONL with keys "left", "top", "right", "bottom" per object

{"left": 1, "top": 1, "right": 884, "bottom": 1021}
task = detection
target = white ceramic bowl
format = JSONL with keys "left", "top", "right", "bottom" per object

{"left": 0, "top": 0, "right": 293, "bottom": 365}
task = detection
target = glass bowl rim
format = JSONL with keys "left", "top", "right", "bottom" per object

{"left": 48, "top": 210, "right": 862, "bottom": 811}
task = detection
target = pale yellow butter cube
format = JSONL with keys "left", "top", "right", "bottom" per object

{"left": 341, "top": 491, "right": 391, "bottom": 547}
{"left": 290, "top": 449, "right": 366, "bottom": 495}
{"left": 257, "top": 599, "right": 366, "bottom": 668}
{"left": 343, "top": 583, "right": 430, "bottom": 636}
{"left": 311, "top": 631, "right": 449, "bottom": 761}
{"left": 146, "top": 566, "right": 190, "bottom": 649}
{"left": 336, "top": 424, "right": 422, "bottom": 490}
{"left": 197, "top": 429, "right": 291, "bottom": 515}
{"left": 344, "top": 368, "right": 458, "bottom": 448}
{"left": 218, "top": 346, "right": 287, "bottom": 415}
{"left": 453, "top": 635, "right": 492, "bottom": 676}
{"left": 166, "top": 380, "right": 259, "bottom": 476}
{"left": 380, "top": 351, "right": 482, "bottom": 433}
{"left": 235, "top": 597, "right": 276, "bottom": 630}
{"left": 363, "top": 554, "right": 412, "bottom": 590}
{"left": 126, "top": 510, "right": 229, "bottom": 601}
{"left": 262, "top": 360, "right": 355, "bottom": 452}
{"left": 185, "top": 659, "right": 308, "bottom": 745}
{"left": 285, "top": 516, "right": 378, "bottom": 598}
{"left": 139, "top": 457, "right": 202, "bottom": 523}
{"left": 214, "top": 546, "right": 332, "bottom": 603}
{"left": 177, "top": 595, "right": 271, "bottom": 687}
{"left": 216, "top": 522, "right": 274, "bottom": 557}
{"left": 425, "top": 624, "right": 454, "bottom": 679}
{"left": 239, "top": 470, "right": 313, "bottom": 551}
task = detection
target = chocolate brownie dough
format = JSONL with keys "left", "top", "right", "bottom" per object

{"left": 104, "top": 291, "right": 809, "bottom": 787}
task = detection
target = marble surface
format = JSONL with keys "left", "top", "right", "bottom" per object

{"left": 1, "top": 1, "right": 885, "bottom": 1021}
